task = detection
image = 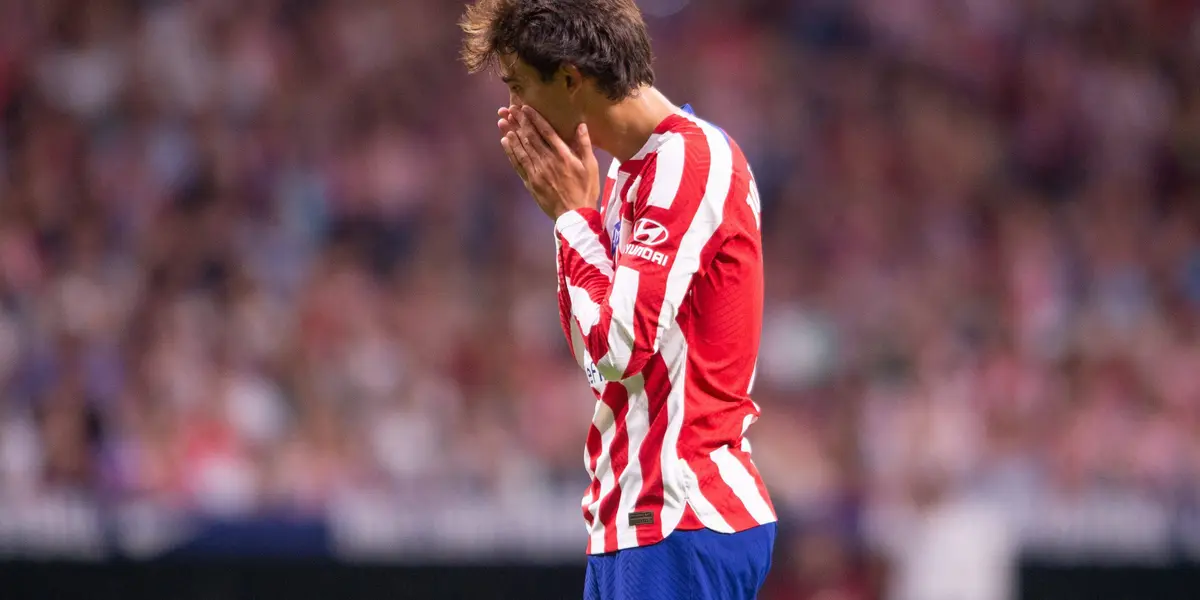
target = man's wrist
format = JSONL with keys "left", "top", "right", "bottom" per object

{"left": 553, "top": 207, "right": 580, "bottom": 228}
{"left": 553, "top": 204, "right": 589, "bottom": 221}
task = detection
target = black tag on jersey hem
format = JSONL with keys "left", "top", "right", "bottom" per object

{"left": 628, "top": 511, "right": 655, "bottom": 526}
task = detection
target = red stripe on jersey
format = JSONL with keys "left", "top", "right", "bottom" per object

{"left": 556, "top": 209, "right": 618, "bottom": 367}
{"left": 677, "top": 504, "right": 705, "bottom": 530}
{"left": 693, "top": 454, "right": 761, "bottom": 531}
{"left": 582, "top": 421, "right": 602, "bottom": 529}
{"left": 601, "top": 171, "right": 617, "bottom": 219}
{"left": 620, "top": 124, "right": 711, "bottom": 383}
{"left": 596, "top": 383, "right": 630, "bottom": 552}
{"left": 555, "top": 220, "right": 615, "bottom": 366}
{"left": 634, "top": 353, "right": 671, "bottom": 546}
{"left": 557, "top": 241, "right": 610, "bottom": 307}
{"left": 556, "top": 266, "right": 575, "bottom": 361}
{"left": 618, "top": 170, "right": 639, "bottom": 206}
{"left": 584, "top": 382, "right": 627, "bottom": 530}
{"left": 734, "top": 446, "right": 776, "bottom": 517}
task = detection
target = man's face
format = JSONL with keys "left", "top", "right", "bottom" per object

{"left": 500, "top": 55, "right": 581, "bottom": 143}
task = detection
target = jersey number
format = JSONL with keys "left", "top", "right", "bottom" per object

{"left": 746, "top": 176, "right": 762, "bottom": 231}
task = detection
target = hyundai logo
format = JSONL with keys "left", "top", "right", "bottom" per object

{"left": 631, "top": 219, "right": 669, "bottom": 247}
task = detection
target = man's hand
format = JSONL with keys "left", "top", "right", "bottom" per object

{"left": 498, "top": 105, "right": 599, "bottom": 220}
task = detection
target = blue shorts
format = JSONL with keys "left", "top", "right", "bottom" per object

{"left": 583, "top": 523, "right": 777, "bottom": 600}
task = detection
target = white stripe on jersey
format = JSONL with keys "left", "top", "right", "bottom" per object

{"left": 747, "top": 360, "right": 759, "bottom": 395}
{"left": 606, "top": 169, "right": 630, "bottom": 222}
{"left": 653, "top": 115, "right": 733, "bottom": 348}
{"left": 626, "top": 175, "right": 643, "bottom": 209}
{"left": 740, "top": 413, "right": 756, "bottom": 453}
{"left": 657, "top": 325, "right": 688, "bottom": 538}
{"left": 615, "top": 374, "right": 649, "bottom": 548}
{"left": 557, "top": 211, "right": 614, "bottom": 279}
{"left": 554, "top": 232, "right": 562, "bottom": 276}
{"left": 710, "top": 445, "right": 774, "bottom": 524}
{"left": 745, "top": 181, "right": 762, "bottom": 231}
{"left": 586, "top": 401, "right": 618, "bottom": 547}
{"left": 630, "top": 133, "right": 665, "bottom": 161}
{"left": 646, "top": 133, "right": 686, "bottom": 209}
{"left": 566, "top": 281, "right": 601, "bottom": 336}
{"left": 606, "top": 157, "right": 622, "bottom": 179}
{"left": 570, "top": 321, "right": 606, "bottom": 390}
{"left": 603, "top": 161, "right": 629, "bottom": 259}
{"left": 678, "top": 459, "right": 734, "bottom": 533}
{"left": 598, "top": 266, "right": 639, "bottom": 381}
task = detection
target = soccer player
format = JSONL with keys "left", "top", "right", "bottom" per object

{"left": 460, "top": 1, "right": 776, "bottom": 598}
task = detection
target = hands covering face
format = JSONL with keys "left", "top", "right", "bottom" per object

{"left": 498, "top": 105, "right": 600, "bottom": 221}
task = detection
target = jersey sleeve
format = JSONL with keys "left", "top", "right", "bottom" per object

{"left": 555, "top": 130, "right": 731, "bottom": 382}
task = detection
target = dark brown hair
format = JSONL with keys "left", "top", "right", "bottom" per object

{"left": 460, "top": 0, "right": 655, "bottom": 101}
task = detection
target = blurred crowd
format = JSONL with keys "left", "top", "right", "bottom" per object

{"left": 0, "top": 0, "right": 1198, "bottom": 597}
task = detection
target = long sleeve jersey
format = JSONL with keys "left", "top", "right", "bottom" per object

{"left": 553, "top": 107, "right": 775, "bottom": 555}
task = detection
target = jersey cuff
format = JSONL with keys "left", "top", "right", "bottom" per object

{"left": 554, "top": 208, "right": 602, "bottom": 238}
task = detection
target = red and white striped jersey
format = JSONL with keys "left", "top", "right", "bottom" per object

{"left": 553, "top": 110, "right": 775, "bottom": 555}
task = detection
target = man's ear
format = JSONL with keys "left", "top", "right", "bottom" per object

{"left": 562, "top": 64, "right": 584, "bottom": 94}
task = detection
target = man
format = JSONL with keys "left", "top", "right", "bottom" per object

{"left": 460, "top": 1, "right": 775, "bottom": 598}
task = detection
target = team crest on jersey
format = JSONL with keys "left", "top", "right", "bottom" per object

{"left": 610, "top": 221, "right": 621, "bottom": 257}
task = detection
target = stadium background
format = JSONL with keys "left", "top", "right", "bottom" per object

{"left": 1, "top": 0, "right": 1199, "bottom": 598}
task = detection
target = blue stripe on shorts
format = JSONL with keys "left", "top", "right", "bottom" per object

{"left": 583, "top": 523, "right": 776, "bottom": 600}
